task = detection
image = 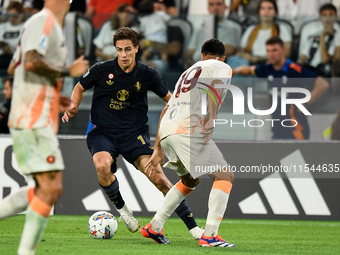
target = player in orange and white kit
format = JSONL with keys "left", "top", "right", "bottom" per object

{"left": 141, "top": 39, "right": 236, "bottom": 247}
{"left": 0, "top": 0, "right": 88, "bottom": 254}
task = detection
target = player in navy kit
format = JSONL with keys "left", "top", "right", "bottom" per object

{"left": 62, "top": 27, "right": 203, "bottom": 238}
{"left": 234, "top": 36, "right": 329, "bottom": 139}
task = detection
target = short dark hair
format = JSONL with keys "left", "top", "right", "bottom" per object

{"left": 208, "top": 0, "right": 226, "bottom": 5}
{"left": 266, "top": 36, "right": 284, "bottom": 47}
{"left": 6, "top": 1, "right": 24, "bottom": 13}
{"left": 201, "top": 39, "right": 225, "bottom": 57}
{"left": 113, "top": 27, "right": 139, "bottom": 47}
{"left": 2, "top": 76, "right": 13, "bottom": 87}
{"left": 319, "top": 3, "right": 337, "bottom": 15}
{"left": 257, "top": 0, "right": 278, "bottom": 15}
{"left": 138, "top": 0, "right": 154, "bottom": 14}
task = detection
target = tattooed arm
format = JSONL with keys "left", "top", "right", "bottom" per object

{"left": 24, "top": 50, "right": 89, "bottom": 79}
{"left": 24, "top": 50, "right": 67, "bottom": 77}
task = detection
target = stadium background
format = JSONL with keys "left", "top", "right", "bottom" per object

{"left": 1, "top": 135, "right": 339, "bottom": 221}
{"left": 1, "top": 0, "right": 340, "bottom": 223}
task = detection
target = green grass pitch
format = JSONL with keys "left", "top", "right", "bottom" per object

{"left": 1, "top": 215, "right": 339, "bottom": 254}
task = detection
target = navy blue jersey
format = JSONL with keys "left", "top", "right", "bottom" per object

{"left": 255, "top": 59, "right": 318, "bottom": 139}
{"left": 79, "top": 58, "right": 169, "bottom": 133}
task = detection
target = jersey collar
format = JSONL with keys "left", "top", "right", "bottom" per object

{"left": 113, "top": 58, "right": 139, "bottom": 77}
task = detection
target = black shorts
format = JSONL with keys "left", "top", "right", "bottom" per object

{"left": 86, "top": 127, "right": 153, "bottom": 169}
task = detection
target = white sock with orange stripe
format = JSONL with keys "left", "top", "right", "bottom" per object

{"left": 151, "top": 180, "right": 193, "bottom": 233}
{"left": 0, "top": 186, "right": 34, "bottom": 220}
{"left": 17, "top": 196, "right": 52, "bottom": 255}
{"left": 204, "top": 180, "right": 232, "bottom": 237}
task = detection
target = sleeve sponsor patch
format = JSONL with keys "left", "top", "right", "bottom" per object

{"left": 39, "top": 34, "right": 48, "bottom": 50}
{"left": 83, "top": 69, "right": 90, "bottom": 78}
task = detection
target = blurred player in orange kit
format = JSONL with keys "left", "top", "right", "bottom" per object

{"left": 0, "top": 0, "right": 89, "bottom": 254}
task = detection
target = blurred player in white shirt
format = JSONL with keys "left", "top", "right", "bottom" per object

{"left": 0, "top": 0, "right": 89, "bottom": 254}
{"left": 141, "top": 39, "right": 236, "bottom": 247}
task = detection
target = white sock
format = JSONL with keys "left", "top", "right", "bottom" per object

{"left": 204, "top": 224, "right": 218, "bottom": 237}
{"left": 17, "top": 201, "right": 50, "bottom": 255}
{"left": 0, "top": 186, "right": 33, "bottom": 220}
{"left": 151, "top": 181, "right": 193, "bottom": 233}
{"left": 204, "top": 188, "right": 230, "bottom": 237}
{"left": 117, "top": 204, "right": 130, "bottom": 216}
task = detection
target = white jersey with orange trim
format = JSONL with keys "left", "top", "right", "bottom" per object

{"left": 159, "top": 59, "right": 232, "bottom": 140}
{"left": 9, "top": 8, "right": 67, "bottom": 133}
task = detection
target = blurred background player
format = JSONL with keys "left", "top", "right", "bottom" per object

{"left": 0, "top": 76, "right": 12, "bottom": 133}
{"left": 141, "top": 39, "right": 236, "bottom": 247}
{"left": 62, "top": 27, "right": 203, "bottom": 239}
{"left": 234, "top": 36, "right": 329, "bottom": 140}
{"left": 0, "top": 0, "right": 89, "bottom": 254}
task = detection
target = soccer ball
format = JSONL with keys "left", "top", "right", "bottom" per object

{"left": 88, "top": 211, "right": 118, "bottom": 239}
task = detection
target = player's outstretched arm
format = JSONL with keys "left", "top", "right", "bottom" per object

{"left": 24, "top": 51, "right": 89, "bottom": 79}
{"left": 233, "top": 65, "right": 255, "bottom": 76}
{"left": 144, "top": 104, "right": 169, "bottom": 177}
{"left": 62, "top": 82, "right": 86, "bottom": 123}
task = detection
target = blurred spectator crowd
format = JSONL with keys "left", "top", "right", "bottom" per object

{"left": 0, "top": 0, "right": 339, "bottom": 77}
{"left": 0, "top": 0, "right": 339, "bottom": 79}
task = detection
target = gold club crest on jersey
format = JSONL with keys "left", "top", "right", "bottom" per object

{"left": 135, "top": 81, "right": 141, "bottom": 91}
{"left": 117, "top": 89, "right": 129, "bottom": 101}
